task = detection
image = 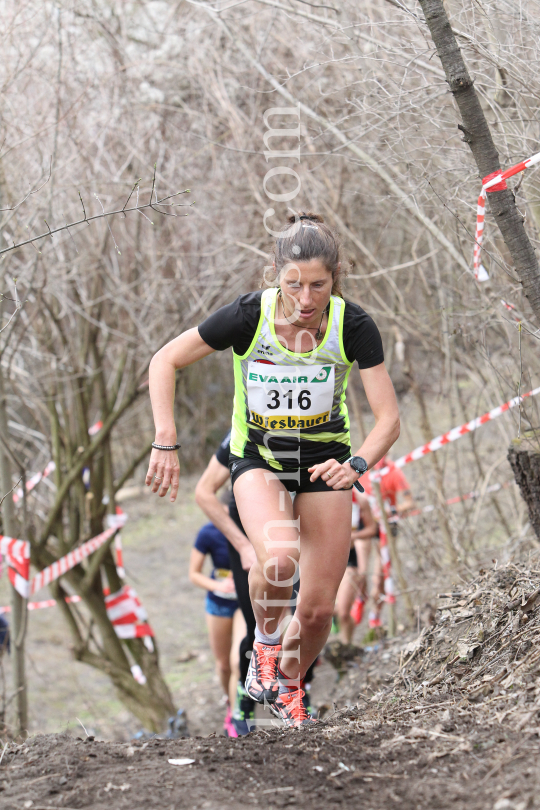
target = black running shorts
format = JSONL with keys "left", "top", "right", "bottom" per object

{"left": 229, "top": 454, "right": 350, "bottom": 494}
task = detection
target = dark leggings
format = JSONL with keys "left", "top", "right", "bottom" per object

{"left": 227, "top": 539, "right": 257, "bottom": 684}
{"left": 228, "top": 505, "right": 315, "bottom": 685}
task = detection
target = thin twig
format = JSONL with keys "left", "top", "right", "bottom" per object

{"left": 76, "top": 717, "right": 90, "bottom": 737}
{"left": 122, "top": 179, "right": 142, "bottom": 214}
{"left": 0, "top": 191, "right": 192, "bottom": 257}
{"left": 0, "top": 476, "right": 22, "bottom": 510}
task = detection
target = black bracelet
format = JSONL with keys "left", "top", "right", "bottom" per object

{"left": 152, "top": 442, "right": 181, "bottom": 451}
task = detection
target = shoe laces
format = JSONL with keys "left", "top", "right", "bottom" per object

{"left": 257, "top": 644, "right": 279, "bottom": 682}
{"left": 283, "top": 688, "right": 309, "bottom": 723}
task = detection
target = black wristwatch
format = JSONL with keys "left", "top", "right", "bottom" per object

{"left": 346, "top": 456, "right": 368, "bottom": 493}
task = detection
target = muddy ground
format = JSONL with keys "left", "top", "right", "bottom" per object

{"left": 1, "top": 692, "right": 539, "bottom": 809}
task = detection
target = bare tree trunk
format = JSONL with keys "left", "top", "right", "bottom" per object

{"left": 418, "top": 0, "right": 540, "bottom": 322}
{"left": 507, "top": 435, "right": 540, "bottom": 543}
{"left": 0, "top": 366, "right": 28, "bottom": 738}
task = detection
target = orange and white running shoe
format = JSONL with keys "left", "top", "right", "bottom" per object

{"left": 271, "top": 688, "right": 315, "bottom": 728}
{"left": 245, "top": 642, "right": 281, "bottom": 704}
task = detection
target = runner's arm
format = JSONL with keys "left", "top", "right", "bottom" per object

{"left": 351, "top": 494, "right": 378, "bottom": 540}
{"left": 195, "top": 456, "right": 256, "bottom": 571}
{"left": 189, "top": 548, "right": 235, "bottom": 594}
{"left": 355, "top": 363, "right": 400, "bottom": 468}
{"left": 397, "top": 489, "right": 415, "bottom": 516}
{"left": 146, "top": 328, "right": 216, "bottom": 501}
{"left": 309, "top": 363, "right": 400, "bottom": 489}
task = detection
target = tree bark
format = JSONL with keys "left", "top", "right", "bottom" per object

{"left": 507, "top": 436, "right": 540, "bottom": 542}
{"left": 0, "top": 365, "right": 28, "bottom": 738}
{"left": 418, "top": 0, "right": 540, "bottom": 322}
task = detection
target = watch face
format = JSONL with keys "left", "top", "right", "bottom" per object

{"left": 352, "top": 456, "right": 368, "bottom": 475}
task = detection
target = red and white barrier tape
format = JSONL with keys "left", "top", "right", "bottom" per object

{"left": 405, "top": 480, "right": 511, "bottom": 519}
{"left": 0, "top": 595, "right": 82, "bottom": 614}
{"left": 0, "top": 510, "right": 155, "bottom": 651}
{"left": 30, "top": 510, "right": 127, "bottom": 596}
{"left": 474, "top": 151, "right": 540, "bottom": 280}
{"left": 104, "top": 584, "right": 154, "bottom": 639}
{"left": 13, "top": 461, "right": 56, "bottom": 504}
{"left": 376, "top": 384, "right": 540, "bottom": 479}
{"left": 0, "top": 536, "right": 31, "bottom": 598}
{"left": 29, "top": 527, "right": 116, "bottom": 597}
{"left": 13, "top": 420, "right": 102, "bottom": 505}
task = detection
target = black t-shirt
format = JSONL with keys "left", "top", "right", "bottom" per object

{"left": 198, "top": 291, "right": 384, "bottom": 368}
{"left": 216, "top": 431, "right": 231, "bottom": 468}
{"left": 215, "top": 431, "right": 244, "bottom": 531}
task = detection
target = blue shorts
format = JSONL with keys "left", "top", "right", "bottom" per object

{"left": 205, "top": 593, "right": 238, "bottom": 618}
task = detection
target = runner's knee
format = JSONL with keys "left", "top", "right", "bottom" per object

{"left": 215, "top": 656, "right": 231, "bottom": 675}
{"left": 297, "top": 601, "right": 334, "bottom": 633}
{"left": 261, "top": 554, "right": 298, "bottom": 587}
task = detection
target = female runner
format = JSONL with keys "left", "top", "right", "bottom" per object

{"left": 146, "top": 212, "right": 400, "bottom": 727}
{"left": 334, "top": 491, "right": 378, "bottom": 644}
{"left": 189, "top": 521, "right": 246, "bottom": 736}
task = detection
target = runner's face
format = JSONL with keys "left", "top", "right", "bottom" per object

{"left": 279, "top": 259, "right": 333, "bottom": 326}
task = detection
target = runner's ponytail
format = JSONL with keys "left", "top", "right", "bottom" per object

{"left": 268, "top": 211, "right": 347, "bottom": 297}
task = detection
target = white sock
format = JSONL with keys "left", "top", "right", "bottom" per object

{"left": 255, "top": 627, "right": 280, "bottom": 646}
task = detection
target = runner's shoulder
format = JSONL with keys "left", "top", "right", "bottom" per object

{"left": 198, "top": 291, "right": 263, "bottom": 353}
{"left": 342, "top": 300, "right": 384, "bottom": 368}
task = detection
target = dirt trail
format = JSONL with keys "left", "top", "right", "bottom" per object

{"left": 2, "top": 481, "right": 540, "bottom": 808}
{"left": 2, "top": 698, "right": 539, "bottom": 810}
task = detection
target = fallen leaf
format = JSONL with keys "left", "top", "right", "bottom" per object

{"left": 457, "top": 640, "right": 481, "bottom": 660}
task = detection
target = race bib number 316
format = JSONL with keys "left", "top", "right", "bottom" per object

{"left": 246, "top": 362, "right": 335, "bottom": 430}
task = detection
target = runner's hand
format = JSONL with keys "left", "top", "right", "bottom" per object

{"left": 214, "top": 577, "right": 236, "bottom": 594}
{"left": 239, "top": 543, "right": 257, "bottom": 572}
{"left": 145, "top": 447, "right": 180, "bottom": 502}
{"left": 308, "top": 458, "right": 359, "bottom": 490}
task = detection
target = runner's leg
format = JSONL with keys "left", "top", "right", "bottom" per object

{"left": 226, "top": 530, "right": 257, "bottom": 731}
{"left": 227, "top": 539, "right": 256, "bottom": 683}
{"left": 335, "top": 567, "right": 361, "bottom": 644}
{"left": 229, "top": 608, "right": 246, "bottom": 708}
{"left": 234, "top": 468, "right": 298, "bottom": 703}
{"left": 233, "top": 469, "right": 299, "bottom": 638}
{"left": 370, "top": 541, "right": 385, "bottom": 625}
{"left": 205, "top": 613, "right": 233, "bottom": 696}
{"left": 279, "top": 490, "right": 352, "bottom": 681}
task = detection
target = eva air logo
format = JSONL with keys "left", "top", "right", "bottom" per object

{"left": 311, "top": 366, "right": 331, "bottom": 383}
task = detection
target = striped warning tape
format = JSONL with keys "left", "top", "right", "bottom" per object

{"left": 403, "top": 480, "right": 512, "bottom": 519}
{"left": 12, "top": 420, "right": 102, "bottom": 505}
{"left": 13, "top": 461, "right": 56, "bottom": 504}
{"left": 0, "top": 595, "right": 82, "bottom": 614}
{"left": 0, "top": 587, "right": 154, "bottom": 641}
{"left": 29, "top": 527, "right": 117, "bottom": 597}
{"left": 375, "top": 384, "right": 540, "bottom": 480}
{"left": 0, "top": 536, "right": 31, "bottom": 598}
{"left": 0, "top": 510, "right": 154, "bottom": 645}
{"left": 474, "top": 151, "right": 540, "bottom": 280}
